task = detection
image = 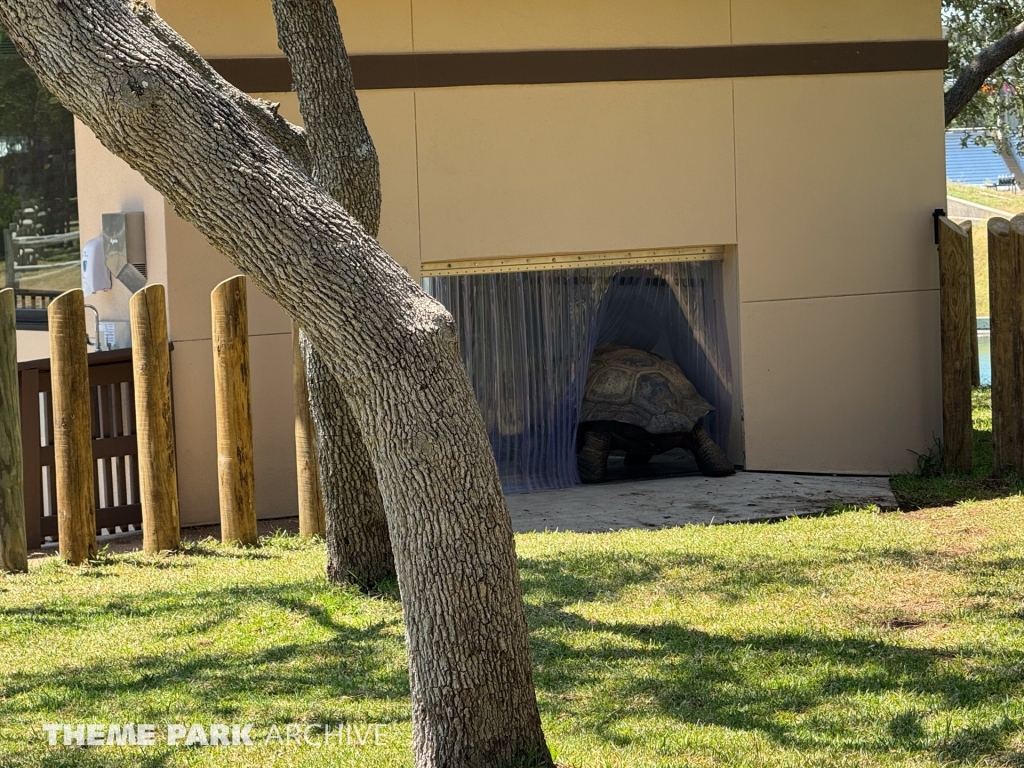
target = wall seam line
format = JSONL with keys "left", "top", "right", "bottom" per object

{"left": 408, "top": 0, "right": 416, "bottom": 51}
{"left": 743, "top": 287, "right": 939, "bottom": 305}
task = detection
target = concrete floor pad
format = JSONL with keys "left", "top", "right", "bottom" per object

{"left": 505, "top": 471, "right": 897, "bottom": 534}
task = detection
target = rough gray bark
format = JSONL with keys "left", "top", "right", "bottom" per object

{"left": 946, "top": 20, "right": 1024, "bottom": 126}
{"left": 302, "top": 335, "right": 394, "bottom": 586}
{"left": 270, "top": 0, "right": 379, "bottom": 231}
{"left": 0, "top": 1, "right": 551, "bottom": 765}
{"left": 270, "top": 0, "right": 395, "bottom": 587}
{"left": 127, "top": 0, "right": 310, "bottom": 168}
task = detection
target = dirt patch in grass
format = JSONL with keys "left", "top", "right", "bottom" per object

{"left": 881, "top": 617, "right": 928, "bottom": 631}
{"left": 850, "top": 563, "right": 967, "bottom": 630}
{"left": 905, "top": 506, "right": 993, "bottom": 557}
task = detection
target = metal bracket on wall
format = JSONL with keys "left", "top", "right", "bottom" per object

{"left": 933, "top": 208, "right": 948, "bottom": 245}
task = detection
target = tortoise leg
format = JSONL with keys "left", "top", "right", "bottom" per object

{"left": 624, "top": 452, "right": 654, "bottom": 467}
{"left": 578, "top": 430, "right": 612, "bottom": 483}
{"left": 683, "top": 424, "right": 735, "bottom": 477}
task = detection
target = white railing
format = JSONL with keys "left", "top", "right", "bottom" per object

{"left": 13, "top": 260, "right": 80, "bottom": 273}
{"left": 11, "top": 231, "right": 80, "bottom": 247}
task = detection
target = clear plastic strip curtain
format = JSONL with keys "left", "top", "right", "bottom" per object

{"left": 423, "top": 260, "right": 732, "bottom": 493}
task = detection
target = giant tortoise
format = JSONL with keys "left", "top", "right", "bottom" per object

{"left": 577, "top": 345, "right": 734, "bottom": 482}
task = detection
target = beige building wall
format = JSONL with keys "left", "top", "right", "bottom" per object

{"left": 15, "top": 330, "right": 49, "bottom": 362}
{"left": 730, "top": 0, "right": 941, "bottom": 44}
{"left": 733, "top": 71, "right": 946, "bottom": 472}
{"left": 68, "top": 0, "right": 945, "bottom": 526}
{"left": 156, "top": 0, "right": 940, "bottom": 54}
{"left": 155, "top": 0, "right": 414, "bottom": 56}
{"left": 414, "top": 80, "right": 737, "bottom": 262}
{"left": 161, "top": 209, "right": 297, "bottom": 526}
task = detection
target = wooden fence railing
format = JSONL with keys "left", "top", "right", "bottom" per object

{"left": 18, "top": 348, "right": 142, "bottom": 548}
{"left": 5, "top": 282, "right": 255, "bottom": 557}
{"left": 13, "top": 289, "right": 61, "bottom": 331}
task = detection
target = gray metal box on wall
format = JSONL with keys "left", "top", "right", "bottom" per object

{"left": 102, "top": 212, "right": 147, "bottom": 294}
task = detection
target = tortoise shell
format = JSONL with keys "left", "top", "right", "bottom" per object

{"left": 579, "top": 345, "right": 712, "bottom": 434}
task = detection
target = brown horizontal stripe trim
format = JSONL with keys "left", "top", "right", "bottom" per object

{"left": 208, "top": 40, "right": 948, "bottom": 93}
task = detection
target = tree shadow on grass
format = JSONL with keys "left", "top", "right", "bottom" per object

{"left": 519, "top": 544, "right": 929, "bottom": 609}
{"left": 0, "top": 580, "right": 410, "bottom": 729}
{"left": 520, "top": 548, "right": 1024, "bottom": 765}
{"left": 3, "top": 751, "right": 173, "bottom": 768}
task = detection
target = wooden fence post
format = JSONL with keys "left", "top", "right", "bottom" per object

{"left": 48, "top": 289, "right": 96, "bottom": 564}
{"left": 293, "top": 324, "right": 325, "bottom": 537}
{"left": 938, "top": 217, "right": 975, "bottom": 474}
{"left": 130, "top": 284, "right": 180, "bottom": 554}
{"left": 0, "top": 289, "right": 28, "bottom": 572}
{"left": 989, "top": 216, "right": 1024, "bottom": 476}
{"left": 211, "top": 276, "right": 258, "bottom": 546}
{"left": 962, "top": 220, "right": 982, "bottom": 388}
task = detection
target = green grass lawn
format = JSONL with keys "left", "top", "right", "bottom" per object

{"left": 3, "top": 395, "right": 1024, "bottom": 767}
{"left": 947, "top": 182, "right": 1024, "bottom": 217}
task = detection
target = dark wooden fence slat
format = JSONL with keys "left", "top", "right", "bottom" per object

{"left": 90, "top": 384, "right": 100, "bottom": 440}
{"left": 100, "top": 457, "right": 113, "bottom": 511}
{"left": 18, "top": 348, "right": 144, "bottom": 545}
{"left": 94, "top": 457, "right": 102, "bottom": 512}
{"left": 18, "top": 368, "right": 41, "bottom": 548}
{"left": 43, "top": 389, "right": 53, "bottom": 446}
{"left": 40, "top": 516, "right": 57, "bottom": 538}
{"left": 46, "top": 463, "right": 56, "bottom": 523}
{"left": 92, "top": 435, "right": 138, "bottom": 460}
{"left": 129, "top": 455, "right": 140, "bottom": 506}
{"left": 115, "top": 457, "right": 128, "bottom": 509}
{"left": 96, "top": 504, "right": 143, "bottom": 530}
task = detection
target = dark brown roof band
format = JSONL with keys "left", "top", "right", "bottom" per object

{"left": 208, "top": 39, "right": 948, "bottom": 94}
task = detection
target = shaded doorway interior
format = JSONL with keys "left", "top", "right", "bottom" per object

{"left": 424, "top": 258, "right": 732, "bottom": 493}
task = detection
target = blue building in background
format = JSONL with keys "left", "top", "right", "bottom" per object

{"left": 946, "top": 129, "right": 1023, "bottom": 186}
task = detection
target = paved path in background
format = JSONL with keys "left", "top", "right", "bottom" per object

{"left": 505, "top": 472, "right": 897, "bottom": 534}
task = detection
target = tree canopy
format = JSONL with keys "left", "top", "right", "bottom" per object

{"left": 945, "top": 0, "right": 1024, "bottom": 146}
{"left": 0, "top": 28, "right": 76, "bottom": 240}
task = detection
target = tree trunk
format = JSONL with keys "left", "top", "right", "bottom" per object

{"left": 302, "top": 334, "right": 394, "bottom": 586}
{"left": 271, "top": 0, "right": 394, "bottom": 587}
{"left": 0, "top": 2, "right": 552, "bottom": 765}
